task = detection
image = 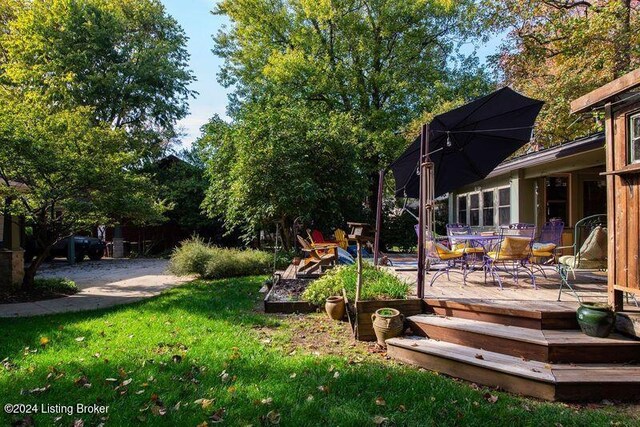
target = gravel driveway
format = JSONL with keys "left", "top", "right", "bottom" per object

{"left": 0, "top": 258, "right": 192, "bottom": 317}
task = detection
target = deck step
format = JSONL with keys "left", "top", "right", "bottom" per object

{"left": 408, "top": 314, "right": 640, "bottom": 363}
{"left": 386, "top": 336, "right": 640, "bottom": 401}
{"left": 425, "top": 298, "right": 579, "bottom": 330}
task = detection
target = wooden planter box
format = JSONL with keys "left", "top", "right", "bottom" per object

{"left": 351, "top": 299, "right": 425, "bottom": 341}
{"left": 263, "top": 286, "right": 318, "bottom": 314}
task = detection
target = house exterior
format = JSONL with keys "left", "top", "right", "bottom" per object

{"left": 448, "top": 132, "right": 606, "bottom": 244}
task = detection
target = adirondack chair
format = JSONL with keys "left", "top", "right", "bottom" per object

{"left": 296, "top": 235, "right": 337, "bottom": 276}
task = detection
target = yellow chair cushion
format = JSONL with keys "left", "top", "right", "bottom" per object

{"left": 487, "top": 236, "right": 531, "bottom": 260}
{"left": 451, "top": 242, "right": 484, "bottom": 254}
{"left": 431, "top": 242, "right": 463, "bottom": 261}
{"left": 532, "top": 242, "right": 556, "bottom": 252}
{"left": 532, "top": 250, "right": 554, "bottom": 257}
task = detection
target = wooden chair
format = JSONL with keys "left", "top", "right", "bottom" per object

{"left": 296, "top": 235, "right": 337, "bottom": 275}
{"left": 333, "top": 228, "right": 349, "bottom": 250}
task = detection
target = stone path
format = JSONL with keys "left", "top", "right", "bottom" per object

{"left": 0, "top": 258, "right": 191, "bottom": 317}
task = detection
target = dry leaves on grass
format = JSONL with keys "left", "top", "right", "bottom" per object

{"left": 375, "top": 396, "right": 386, "bottom": 406}
{"left": 483, "top": 392, "right": 498, "bottom": 404}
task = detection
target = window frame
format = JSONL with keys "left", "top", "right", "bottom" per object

{"left": 497, "top": 186, "right": 511, "bottom": 226}
{"left": 544, "top": 174, "right": 571, "bottom": 227}
{"left": 629, "top": 112, "right": 640, "bottom": 164}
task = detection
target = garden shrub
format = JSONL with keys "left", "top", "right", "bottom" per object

{"left": 33, "top": 277, "right": 78, "bottom": 294}
{"left": 169, "top": 237, "right": 272, "bottom": 279}
{"left": 302, "top": 264, "right": 409, "bottom": 306}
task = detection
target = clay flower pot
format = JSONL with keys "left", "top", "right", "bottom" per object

{"left": 577, "top": 302, "right": 615, "bottom": 338}
{"left": 325, "top": 296, "right": 345, "bottom": 320}
{"left": 372, "top": 308, "right": 404, "bottom": 347}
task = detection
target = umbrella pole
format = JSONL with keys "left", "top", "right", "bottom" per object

{"left": 373, "top": 169, "right": 384, "bottom": 266}
{"left": 417, "top": 124, "right": 429, "bottom": 298}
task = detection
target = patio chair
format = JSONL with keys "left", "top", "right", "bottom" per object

{"left": 530, "top": 221, "right": 565, "bottom": 278}
{"left": 446, "top": 223, "right": 484, "bottom": 258}
{"left": 484, "top": 227, "right": 536, "bottom": 289}
{"left": 556, "top": 214, "right": 607, "bottom": 301}
{"left": 296, "top": 235, "right": 337, "bottom": 275}
{"left": 425, "top": 231, "right": 467, "bottom": 286}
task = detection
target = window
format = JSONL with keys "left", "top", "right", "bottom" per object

{"left": 498, "top": 188, "right": 510, "bottom": 225}
{"left": 546, "top": 176, "right": 569, "bottom": 225}
{"left": 630, "top": 113, "right": 640, "bottom": 164}
{"left": 482, "top": 191, "right": 494, "bottom": 226}
{"left": 457, "top": 196, "right": 467, "bottom": 223}
{"left": 469, "top": 193, "right": 480, "bottom": 226}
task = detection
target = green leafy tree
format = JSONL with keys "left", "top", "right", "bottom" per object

{"left": 198, "top": 101, "right": 367, "bottom": 249}
{"left": 0, "top": 0, "right": 194, "bottom": 288}
{"left": 212, "top": 0, "right": 493, "bottom": 213}
{"left": 485, "top": 0, "right": 640, "bottom": 145}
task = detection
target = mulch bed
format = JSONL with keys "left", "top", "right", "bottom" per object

{"left": 0, "top": 288, "right": 78, "bottom": 304}
{"left": 268, "top": 278, "right": 311, "bottom": 302}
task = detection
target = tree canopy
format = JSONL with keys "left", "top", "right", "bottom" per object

{"left": 486, "top": 0, "right": 640, "bottom": 145}
{"left": 0, "top": 0, "right": 194, "bottom": 288}
{"left": 202, "top": 0, "right": 493, "bottom": 242}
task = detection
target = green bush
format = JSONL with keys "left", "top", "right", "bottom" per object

{"left": 33, "top": 277, "right": 78, "bottom": 294}
{"left": 302, "top": 264, "right": 409, "bottom": 306}
{"left": 169, "top": 237, "right": 272, "bottom": 279}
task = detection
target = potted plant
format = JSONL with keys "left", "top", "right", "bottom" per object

{"left": 576, "top": 302, "right": 615, "bottom": 338}
{"left": 325, "top": 295, "right": 345, "bottom": 320}
{"left": 371, "top": 308, "right": 404, "bottom": 347}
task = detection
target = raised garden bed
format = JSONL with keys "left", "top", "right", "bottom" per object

{"left": 263, "top": 278, "right": 318, "bottom": 314}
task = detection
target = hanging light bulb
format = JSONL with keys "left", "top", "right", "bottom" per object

{"left": 446, "top": 131, "right": 452, "bottom": 148}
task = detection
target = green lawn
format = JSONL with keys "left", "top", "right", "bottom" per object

{"left": 0, "top": 277, "right": 636, "bottom": 426}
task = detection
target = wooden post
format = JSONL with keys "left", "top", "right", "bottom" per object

{"left": 605, "top": 102, "right": 624, "bottom": 311}
{"left": 355, "top": 240, "right": 363, "bottom": 303}
{"left": 373, "top": 169, "right": 384, "bottom": 266}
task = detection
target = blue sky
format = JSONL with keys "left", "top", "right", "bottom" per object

{"left": 161, "top": 0, "right": 505, "bottom": 148}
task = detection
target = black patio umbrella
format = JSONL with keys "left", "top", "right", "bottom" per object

{"left": 390, "top": 87, "right": 544, "bottom": 199}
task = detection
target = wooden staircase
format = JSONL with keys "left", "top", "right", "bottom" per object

{"left": 386, "top": 299, "right": 640, "bottom": 401}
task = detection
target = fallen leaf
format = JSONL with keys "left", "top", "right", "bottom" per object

{"left": 39, "top": 337, "right": 50, "bottom": 347}
{"left": 266, "top": 410, "right": 280, "bottom": 425}
{"left": 289, "top": 373, "right": 296, "bottom": 379}
{"left": 375, "top": 396, "right": 386, "bottom": 406}
{"left": 398, "top": 404, "right": 407, "bottom": 412}
{"left": 75, "top": 337, "right": 85, "bottom": 342}
{"left": 210, "top": 408, "right": 225, "bottom": 423}
{"left": 173, "top": 401, "right": 181, "bottom": 411}
{"left": 73, "top": 419, "right": 84, "bottom": 427}
{"left": 151, "top": 405, "right": 166, "bottom": 416}
{"left": 373, "top": 415, "right": 388, "bottom": 425}
{"left": 194, "top": 398, "right": 213, "bottom": 409}
{"left": 172, "top": 355, "right": 182, "bottom": 363}
{"left": 317, "top": 385, "right": 328, "bottom": 393}
{"left": 333, "top": 371, "right": 340, "bottom": 379}
{"left": 121, "top": 378, "right": 132, "bottom": 386}
{"left": 306, "top": 395, "right": 314, "bottom": 401}
{"left": 483, "top": 393, "right": 498, "bottom": 404}
{"left": 105, "top": 378, "right": 118, "bottom": 382}
{"left": 474, "top": 354, "right": 484, "bottom": 360}
{"left": 261, "top": 397, "right": 273, "bottom": 405}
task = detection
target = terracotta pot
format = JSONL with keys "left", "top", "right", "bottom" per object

{"left": 577, "top": 302, "right": 615, "bottom": 338}
{"left": 372, "top": 308, "right": 404, "bottom": 347}
{"left": 325, "top": 296, "right": 345, "bottom": 320}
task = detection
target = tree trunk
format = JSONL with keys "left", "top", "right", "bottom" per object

{"left": 22, "top": 247, "right": 51, "bottom": 290}
{"left": 279, "top": 217, "right": 292, "bottom": 251}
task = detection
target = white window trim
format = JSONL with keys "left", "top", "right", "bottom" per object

{"left": 496, "top": 186, "right": 511, "bottom": 226}
{"left": 630, "top": 112, "right": 640, "bottom": 164}
{"left": 456, "top": 186, "right": 511, "bottom": 227}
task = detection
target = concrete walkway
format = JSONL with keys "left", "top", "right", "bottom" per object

{"left": 0, "top": 258, "right": 191, "bottom": 318}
